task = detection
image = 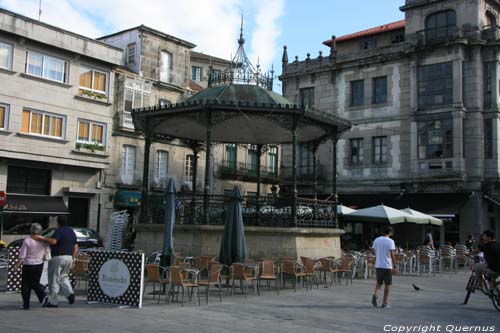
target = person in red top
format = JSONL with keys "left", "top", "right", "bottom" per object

{"left": 14, "top": 223, "right": 48, "bottom": 310}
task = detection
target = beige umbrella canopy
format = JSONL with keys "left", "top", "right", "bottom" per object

{"left": 400, "top": 208, "right": 443, "bottom": 226}
{"left": 337, "top": 204, "right": 355, "bottom": 215}
{"left": 343, "top": 204, "right": 417, "bottom": 225}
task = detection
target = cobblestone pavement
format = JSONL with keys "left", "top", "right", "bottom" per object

{"left": 0, "top": 270, "right": 498, "bottom": 333}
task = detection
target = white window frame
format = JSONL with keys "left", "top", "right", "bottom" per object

{"left": 185, "top": 154, "right": 194, "bottom": 184}
{"left": 155, "top": 150, "right": 169, "bottom": 186}
{"left": 0, "top": 41, "right": 13, "bottom": 70}
{"left": 121, "top": 145, "right": 136, "bottom": 185}
{"left": 192, "top": 66, "right": 202, "bottom": 81}
{"left": 76, "top": 119, "right": 106, "bottom": 146}
{"left": 160, "top": 50, "right": 172, "bottom": 83}
{"left": 78, "top": 66, "right": 109, "bottom": 95}
{"left": 23, "top": 109, "right": 66, "bottom": 139}
{"left": 26, "top": 50, "right": 68, "bottom": 83}
{"left": 267, "top": 146, "right": 278, "bottom": 173}
{"left": 0, "top": 103, "right": 9, "bottom": 130}
{"left": 124, "top": 78, "right": 151, "bottom": 112}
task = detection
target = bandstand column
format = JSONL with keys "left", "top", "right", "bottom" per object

{"left": 331, "top": 133, "right": 339, "bottom": 228}
{"left": 291, "top": 124, "right": 298, "bottom": 227}
{"left": 203, "top": 123, "right": 212, "bottom": 225}
{"left": 140, "top": 118, "right": 152, "bottom": 224}
{"left": 311, "top": 141, "right": 320, "bottom": 222}
{"left": 256, "top": 144, "right": 263, "bottom": 225}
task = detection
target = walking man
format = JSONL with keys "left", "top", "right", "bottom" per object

{"left": 35, "top": 216, "right": 77, "bottom": 307}
{"left": 372, "top": 225, "right": 396, "bottom": 308}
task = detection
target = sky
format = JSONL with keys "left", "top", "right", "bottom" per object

{"left": 0, "top": 0, "right": 405, "bottom": 90}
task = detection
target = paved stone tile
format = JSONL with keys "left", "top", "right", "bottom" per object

{"left": 0, "top": 270, "right": 498, "bottom": 333}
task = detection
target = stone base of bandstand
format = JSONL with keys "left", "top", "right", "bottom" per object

{"left": 135, "top": 224, "right": 344, "bottom": 260}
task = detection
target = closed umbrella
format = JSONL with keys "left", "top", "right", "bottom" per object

{"left": 218, "top": 186, "right": 247, "bottom": 266}
{"left": 161, "top": 178, "right": 176, "bottom": 267}
{"left": 343, "top": 204, "right": 415, "bottom": 224}
{"left": 400, "top": 208, "right": 443, "bottom": 226}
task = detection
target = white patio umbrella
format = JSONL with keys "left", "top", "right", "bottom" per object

{"left": 343, "top": 204, "right": 416, "bottom": 224}
{"left": 400, "top": 208, "right": 443, "bottom": 226}
{"left": 337, "top": 204, "right": 355, "bottom": 215}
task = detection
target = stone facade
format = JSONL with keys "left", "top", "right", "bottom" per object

{"left": 0, "top": 9, "right": 122, "bottom": 233}
{"left": 279, "top": 0, "right": 500, "bottom": 243}
{"left": 135, "top": 224, "right": 343, "bottom": 260}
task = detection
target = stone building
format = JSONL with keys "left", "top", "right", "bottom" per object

{"left": 190, "top": 51, "right": 231, "bottom": 90}
{"left": 279, "top": 0, "right": 500, "bottom": 243}
{"left": 0, "top": 9, "right": 122, "bottom": 238}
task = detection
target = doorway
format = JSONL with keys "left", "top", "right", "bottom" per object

{"left": 68, "top": 198, "right": 89, "bottom": 228}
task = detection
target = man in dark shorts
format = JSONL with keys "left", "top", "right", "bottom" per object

{"left": 35, "top": 216, "right": 78, "bottom": 307}
{"left": 470, "top": 230, "right": 500, "bottom": 291}
{"left": 372, "top": 225, "right": 396, "bottom": 308}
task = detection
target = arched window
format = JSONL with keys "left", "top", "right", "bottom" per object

{"left": 486, "top": 11, "right": 496, "bottom": 28}
{"left": 426, "top": 10, "right": 456, "bottom": 42}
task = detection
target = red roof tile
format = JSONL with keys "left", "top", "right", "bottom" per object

{"left": 188, "top": 80, "right": 204, "bottom": 92}
{"left": 323, "top": 19, "right": 405, "bottom": 46}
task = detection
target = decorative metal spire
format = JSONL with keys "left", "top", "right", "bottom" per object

{"left": 208, "top": 16, "right": 273, "bottom": 90}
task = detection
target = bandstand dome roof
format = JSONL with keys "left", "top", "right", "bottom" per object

{"left": 132, "top": 83, "right": 351, "bottom": 145}
{"left": 132, "top": 22, "right": 351, "bottom": 145}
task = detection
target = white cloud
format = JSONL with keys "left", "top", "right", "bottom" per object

{"left": 248, "top": 0, "right": 284, "bottom": 71}
{"left": 0, "top": 0, "right": 283, "bottom": 70}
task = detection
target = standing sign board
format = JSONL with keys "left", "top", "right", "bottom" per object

{"left": 6, "top": 245, "right": 21, "bottom": 292}
{"left": 87, "top": 250, "right": 145, "bottom": 308}
{"left": 6, "top": 244, "right": 70, "bottom": 292}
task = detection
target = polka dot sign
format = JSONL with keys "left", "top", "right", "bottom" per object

{"left": 7, "top": 244, "right": 77, "bottom": 292}
{"left": 87, "top": 250, "right": 145, "bottom": 308}
{"left": 7, "top": 245, "right": 21, "bottom": 292}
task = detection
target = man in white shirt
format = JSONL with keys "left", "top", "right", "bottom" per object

{"left": 372, "top": 225, "right": 396, "bottom": 308}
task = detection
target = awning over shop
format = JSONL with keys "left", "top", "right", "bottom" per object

{"left": 114, "top": 191, "right": 141, "bottom": 208}
{"left": 2, "top": 194, "right": 69, "bottom": 215}
{"left": 338, "top": 192, "right": 471, "bottom": 217}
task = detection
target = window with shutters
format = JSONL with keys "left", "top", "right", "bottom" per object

{"left": 21, "top": 109, "right": 65, "bottom": 139}
{"left": 0, "top": 103, "right": 9, "bottom": 130}
{"left": 79, "top": 66, "right": 108, "bottom": 95}
{"left": 76, "top": 120, "right": 106, "bottom": 146}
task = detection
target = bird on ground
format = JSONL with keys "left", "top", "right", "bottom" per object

{"left": 412, "top": 284, "right": 423, "bottom": 291}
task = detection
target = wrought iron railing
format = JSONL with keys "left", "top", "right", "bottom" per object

{"left": 280, "top": 165, "right": 325, "bottom": 183}
{"left": 415, "top": 27, "right": 463, "bottom": 46}
{"left": 148, "top": 193, "right": 337, "bottom": 228}
{"left": 219, "top": 160, "right": 279, "bottom": 182}
{"left": 208, "top": 69, "right": 273, "bottom": 90}
{"left": 481, "top": 25, "right": 500, "bottom": 41}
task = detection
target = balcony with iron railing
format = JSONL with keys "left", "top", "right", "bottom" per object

{"left": 481, "top": 24, "right": 500, "bottom": 41}
{"left": 219, "top": 160, "right": 279, "bottom": 183}
{"left": 119, "top": 111, "right": 135, "bottom": 130}
{"left": 415, "top": 27, "right": 463, "bottom": 47}
{"left": 280, "top": 164, "right": 326, "bottom": 184}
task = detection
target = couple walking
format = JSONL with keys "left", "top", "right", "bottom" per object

{"left": 14, "top": 216, "right": 78, "bottom": 309}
